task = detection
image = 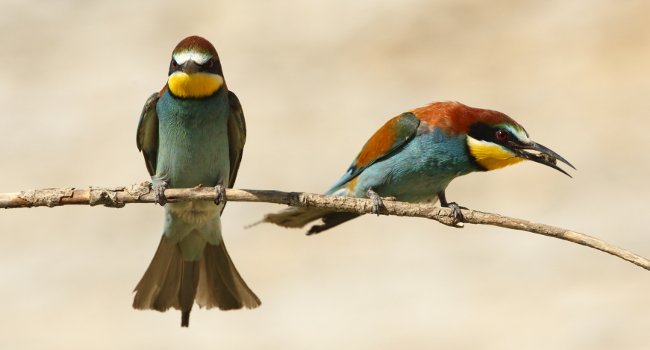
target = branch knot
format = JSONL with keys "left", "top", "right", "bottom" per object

{"left": 89, "top": 187, "right": 125, "bottom": 208}
{"left": 19, "top": 188, "right": 75, "bottom": 207}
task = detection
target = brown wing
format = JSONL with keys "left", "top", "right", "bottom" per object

{"left": 327, "top": 112, "right": 420, "bottom": 191}
{"left": 227, "top": 90, "right": 246, "bottom": 188}
{"left": 136, "top": 92, "right": 160, "bottom": 176}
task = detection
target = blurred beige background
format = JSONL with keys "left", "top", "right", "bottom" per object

{"left": 1, "top": 0, "right": 649, "bottom": 349}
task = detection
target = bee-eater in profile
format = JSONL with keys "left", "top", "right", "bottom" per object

{"left": 261, "top": 101, "right": 574, "bottom": 234}
{"left": 134, "top": 36, "right": 260, "bottom": 327}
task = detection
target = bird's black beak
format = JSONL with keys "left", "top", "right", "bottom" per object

{"left": 182, "top": 60, "right": 201, "bottom": 74}
{"left": 511, "top": 141, "right": 576, "bottom": 177}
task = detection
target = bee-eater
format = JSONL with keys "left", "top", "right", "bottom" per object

{"left": 261, "top": 101, "right": 574, "bottom": 234}
{"left": 134, "top": 36, "right": 260, "bottom": 327}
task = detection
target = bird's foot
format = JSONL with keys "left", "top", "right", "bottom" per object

{"left": 214, "top": 184, "right": 226, "bottom": 206}
{"left": 437, "top": 191, "right": 466, "bottom": 226}
{"left": 366, "top": 188, "right": 386, "bottom": 216}
{"left": 444, "top": 202, "right": 467, "bottom": 225}
{"left": 153, "top": 181, "right": 169, "bottom": 206}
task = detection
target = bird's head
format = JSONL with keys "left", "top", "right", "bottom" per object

{"left": 166, "top": 36, "right": 224, "bottom": 98}
{"left": 463, "top": 105, "right": 574, "bottom": 176}
{"left": 414, "top": 102, "right": 574, "bottom": 176}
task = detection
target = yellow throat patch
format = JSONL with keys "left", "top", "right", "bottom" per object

{"left": 467, "top": 136, "right": 524, "bottom": 170}
{"left": 167, "top": 72, "right": 223, "bottom": 98}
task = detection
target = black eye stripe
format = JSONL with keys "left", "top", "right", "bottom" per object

{"left": 468, "top": 123, "right": 498, "bottom": 142}
{"left": 203, "top": 58, "right": 222, "bottom": 75}
{"left": 468, "top": 123, "right": 516, "bottom": 145}
{"left": 168, "top": 57, "right": 182, "bottom": 75}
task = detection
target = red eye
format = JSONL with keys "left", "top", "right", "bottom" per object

{"left": 171, "top": 58, "right": 179, "bottom": 67}
{"left": 495, "top": 129, "right": 508, "bottom": 142}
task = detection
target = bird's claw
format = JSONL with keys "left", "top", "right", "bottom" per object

{"left": 214, "top": 184, "right": 226, "bottom": 205}
{"left": 446, "top": 202, "right": 466, "bottom": 225}
{"left": 437, "top": 191, "right": 466, "bottom": 226}
{"left": 153, "top": 181, "right": 169, "bottom": 206}
{"left": 366, "top": 189, "right": 385, "bottom": 216}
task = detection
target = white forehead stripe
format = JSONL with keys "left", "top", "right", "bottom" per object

{"left": 503, "top": 124, "right": 530, "bottom": 142}
{"left": 173, "top": 50, "right": 211, "bottom": 65}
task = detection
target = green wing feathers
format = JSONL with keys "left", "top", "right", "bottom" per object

{"left": 136, "top": 92, "right": 161, "bottom": 176}
{"left": 227, "top": 90, "right": 246, "bottom": 188}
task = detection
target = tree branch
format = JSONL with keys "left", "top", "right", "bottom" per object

{"left": 1, "top": 181, "right": 648, "bottom": 271}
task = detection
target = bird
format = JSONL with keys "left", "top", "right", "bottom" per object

{"left": 133, "top": 35, "right": 260, "bottom": 327}
{"left": 260, "top": 101, "right": 574, "bottom": 234}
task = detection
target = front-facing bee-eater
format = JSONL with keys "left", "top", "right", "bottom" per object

{"left": 261, "top": 101, "right": 574, "bottom": 234}
{"left": 134, "top": 36, "right": 260, "bottom": 327}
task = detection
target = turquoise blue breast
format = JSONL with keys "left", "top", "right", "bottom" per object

{"left": 155, "top": 90, "right": 231, "bottom": 188}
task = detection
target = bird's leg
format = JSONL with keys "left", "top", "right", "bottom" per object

{"left": 153, "top": 180, "right": 169, "bottom": 206}
{"left": 437, "top": 190, "right": 466, "bottom": 224}
{"left": 366, "top": 188, "right": 386, "bottom": 216}
{"left": 214, "top": 183, "right": 226, "bottom": 206}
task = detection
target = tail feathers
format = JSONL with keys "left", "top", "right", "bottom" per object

{"left": 262, "top": 207, "right": 334, "bottom": 228}
{"left": 131, "top": 237, "right": 200, "bottom": 327}
{"left": 196, "top": 241, "right": 261, "bottom": 310}
{"left": 133, "top": 236, "right": 260, "bottom": 327}
{"left": 133, "top": 237, "right": 182, "bottom": 312}
{"left": 306, "top": 212, "right": 360, "bottom": 235}
{"left": 179, "top": 261, "right": 199, "bottom": 326}
{"left": 262, "top": 207, "right": 360, "bottom": 234}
